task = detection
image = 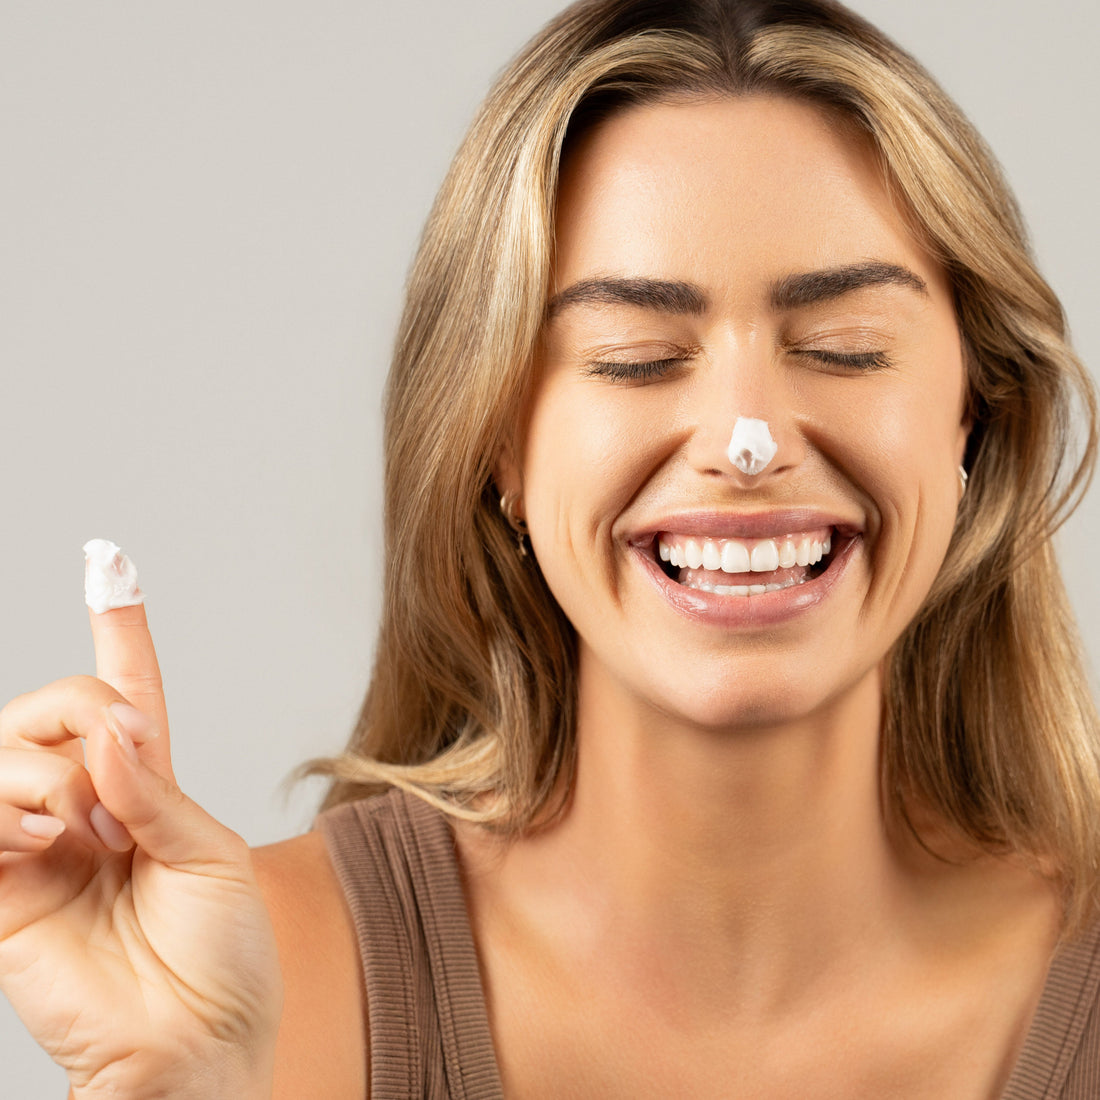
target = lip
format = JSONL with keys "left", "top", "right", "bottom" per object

{"left": 626, "top": 508, "right": 863, "bottom": 543}
{"left": 626, "top": 509, "right": 863, "bottom": 628}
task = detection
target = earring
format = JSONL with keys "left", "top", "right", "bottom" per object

{"left": 958, "top": 465, "right": 968, "bottom": 496}
{"left": 499, "top": 490, "right": 529, "bottom": 558}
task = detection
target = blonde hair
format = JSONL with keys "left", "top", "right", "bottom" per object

{"left": 306, "top": 0, "right": 1099, "bottom": 927}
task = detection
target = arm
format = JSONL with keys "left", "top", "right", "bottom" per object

{"left": 253, "top": 832, "right": 368, "bottom": 1099}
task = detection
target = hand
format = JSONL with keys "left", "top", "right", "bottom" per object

{"left": 0, "top": 600, "right": 283, "bottom": 1098}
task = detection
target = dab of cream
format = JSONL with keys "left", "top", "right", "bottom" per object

{"left": 727, "top": 417, "right": 778, "bottom": 476}
{"left": 83, "top": 539, "right": 145, "bottom": 615}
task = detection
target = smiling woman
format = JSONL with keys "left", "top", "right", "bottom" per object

{"left": 509, "top": 94, "right": 970, "bottom": 728}
{"left": 301, "top": 0, "right": 1099, "bottom": 1093}
{"left": 1, "top": 0, "right": 1098, "bottom": 1098}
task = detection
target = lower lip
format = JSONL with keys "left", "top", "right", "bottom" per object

{"left": 633, "top": 534, "right": 860, "bottom": 628}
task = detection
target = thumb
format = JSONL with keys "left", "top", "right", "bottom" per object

{"left": 84, "top": 539, "right": 173, "bottom": 781}
{"left": 85, "top": 706, "right": 243, "bottom": 870}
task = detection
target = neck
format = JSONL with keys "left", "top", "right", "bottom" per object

{"left": 495, "top": 656, "right": 931, "bottom": 1011}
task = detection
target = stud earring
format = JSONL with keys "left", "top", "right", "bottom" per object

{"left": 499, "top": 490, "right": 529, "bottom": 558}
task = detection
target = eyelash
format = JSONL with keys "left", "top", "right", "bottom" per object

{"left": 583, "top": 358, "right": 684, "bottom": 382}
{"left": 799, "top": 349, "right": 893, "bottom": 371}
{"left": 584, "top": 348, "right": 891, "bottom": 382}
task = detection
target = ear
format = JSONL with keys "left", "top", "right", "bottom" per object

{"left": 954, "top": 418, "right": 972, "bottom": 471}
{"left": 493, "top": 435, "right": 523, "bottom": 503}
{"left": 955, "top": 339, "right": 976, "bottom": 469}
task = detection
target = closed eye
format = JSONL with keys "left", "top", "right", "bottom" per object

{"left": 797, "top": 349, "right": 893, "bottom": 370}
{"left": 583, "top": 358, "right": 685, "bottom": 382}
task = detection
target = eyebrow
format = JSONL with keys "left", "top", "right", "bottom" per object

{"left": 546, "top": 276, "right": 707, "bottom": 319}
{"left": 546, "top": 261, "right": 927, "bottom": 321}
{"left": 769, "top": 261, "right": 928, "bottom": 310}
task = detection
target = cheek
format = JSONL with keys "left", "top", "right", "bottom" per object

{"left": 521, "top": 382, "right": 668, "bottom": 522}
{"left": 836, "top": 378, "right": 965, "bottom": 619}
{"left": 520, "top": 382, "right": 671, "bottom": 615}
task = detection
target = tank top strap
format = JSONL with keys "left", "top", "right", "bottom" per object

{"left": 318, "top": 788, "right": 504, "bottom": 1100}
{"left": 1002, "top": 918, "right": 1100, "bottom": 1099}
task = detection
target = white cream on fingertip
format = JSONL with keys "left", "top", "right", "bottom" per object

{"left": 727, "top": 417, "right": 778, "bottom": 476}
{"left": 83, "top": 539, "right": 145, "bottom": 615}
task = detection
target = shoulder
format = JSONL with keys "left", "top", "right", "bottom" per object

{"left": 252, "top": 831, "right": 368, "bottom": 1100}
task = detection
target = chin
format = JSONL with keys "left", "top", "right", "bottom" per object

{"left": 646, "top": 666, "right": 853, "bottom": 736}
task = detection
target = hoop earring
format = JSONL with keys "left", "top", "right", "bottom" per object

{"left": 499, "top": 490, "right": 529, "bottom": 558}
{"left": 958, "top": 465, "right": 968, "bottom": 497}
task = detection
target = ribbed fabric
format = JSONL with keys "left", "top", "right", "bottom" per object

{"left": 320, "top": 789, "right": 1100, "bottom": 1099}
{"left": 1002, "top": 917, "right": 1100, "bottom": 1098}
{"left": 319, "top": 789, "right": 505, "bottom": 1100}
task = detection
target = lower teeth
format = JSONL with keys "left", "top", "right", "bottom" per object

{"left": 683, "top": 575, "right": 809, "bottom": 596}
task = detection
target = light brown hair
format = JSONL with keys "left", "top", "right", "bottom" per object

{"left": 305, "top": 0, "right": 1099, "bottom": 930}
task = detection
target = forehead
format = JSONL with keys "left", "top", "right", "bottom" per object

{"left": 552, "top": 95, "right": 947, "bottom": 305}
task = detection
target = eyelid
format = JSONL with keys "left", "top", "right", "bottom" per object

{"left": 795, "top": 348, "right": 892, "bottom": 370}
{"left": 583, "top": 357, "right": 686, "bottom": 382}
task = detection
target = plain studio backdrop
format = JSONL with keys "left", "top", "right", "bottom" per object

{"left": 2, "top": 1, "right": 1097, "bottom": 1091}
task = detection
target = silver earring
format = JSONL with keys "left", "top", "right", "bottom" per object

{"left": 958, "top": 465, "right": 968, "bottom": 496}
{"left": 499, "top": 490, "right": 529, "bottom": 558}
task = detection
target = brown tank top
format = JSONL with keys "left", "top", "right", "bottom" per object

{"left": 318, "top": 789, "right": 1100, "bottom": 1099}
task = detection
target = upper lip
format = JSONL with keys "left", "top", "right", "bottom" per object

{"left": 625, "top": 508, "right": 863, "bottom": 545}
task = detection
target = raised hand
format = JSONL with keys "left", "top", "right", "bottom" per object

{"left": 0, "top": 546, "right": 282, "bottom": 1098}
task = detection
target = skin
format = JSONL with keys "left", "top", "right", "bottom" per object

{"left": 479, "top": 96, "right": 1062, "bottom": 1098}
{"left": 0, "top": 96, "right": 1063, "bottom": 1099}
{"left": 0, "top": 610, "right": 284, "bottom": 1099}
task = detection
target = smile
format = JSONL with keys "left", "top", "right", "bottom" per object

{"left": 626, "top": 511, "right": 860, "bottom": 628}
{"left": 657, "top": 529, "right": 833, "bottom": 596}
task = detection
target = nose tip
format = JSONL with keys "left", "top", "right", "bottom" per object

{"left": 727, "top": 417, "right": 777, "bottom": 476}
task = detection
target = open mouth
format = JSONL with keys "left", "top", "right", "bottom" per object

{"left": 653, "top": 527, "right": 838, "bottom": 596}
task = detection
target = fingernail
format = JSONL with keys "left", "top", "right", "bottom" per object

{"left": 105, "top": 706, "right": 140, "bottom": 762}
{"left": 105, "top": 702, "right": 157, "bottom": 759}
{"left": 21, "top": 813, "right": 66, "bottom": 840}
{"left": 90, "top": 802, "right": 133, "bottom": 852}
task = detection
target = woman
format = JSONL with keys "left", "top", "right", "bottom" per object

{"left": 1, "top": 0, "right": 1097, "bottom": 1096}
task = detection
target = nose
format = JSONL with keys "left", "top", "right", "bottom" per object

{"left": 727, "top": 417, "right": 777, "bottom": 476}
{"left": 684, "top": 347, "right": 805, "bottom": 483}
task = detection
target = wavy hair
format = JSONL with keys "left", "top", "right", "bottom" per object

{"left": 305, "top": 0, "right": 1099, "bottom": 930}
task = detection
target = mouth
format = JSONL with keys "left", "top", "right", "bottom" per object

{"left": 651, "top": 525, "right": 844, "bottom": 597}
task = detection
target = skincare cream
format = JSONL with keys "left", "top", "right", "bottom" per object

{"left": 83, "top": 539, "right": 145, "bottom": 615}
{"left": 727, "top": 417, "right": 778, "bottom": 476}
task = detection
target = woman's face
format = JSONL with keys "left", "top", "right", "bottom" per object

{"left": 504, "top": 96, "right": 968, "bottom": 731}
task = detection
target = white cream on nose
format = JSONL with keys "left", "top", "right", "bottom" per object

{"left": 727, "top": 417, "right": 778, "bottom": 476}
{"left": 83, "top": 539, "right": 145, "bottom": 614}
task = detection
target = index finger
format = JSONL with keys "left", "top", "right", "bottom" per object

{"left": 84, "top": 540, "right": 173, "bottom": 776}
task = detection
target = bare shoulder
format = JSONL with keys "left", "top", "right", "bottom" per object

{"left": 252, "top": 832, "right": 367, "bottom": 1099}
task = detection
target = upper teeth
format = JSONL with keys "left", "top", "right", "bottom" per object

{"left": 658, "top": 531, "right": 832, "bottom": 572}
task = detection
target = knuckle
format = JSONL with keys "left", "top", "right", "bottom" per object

{"left": 60, "top": 674, "right": 108, "bottom": 696}
{"left": 68, "top": 674, "right": 104, "bottom": 690}
{"left": 0, "top": 699, "right": 19, "bottom": 744}
{"left": 0, "top": 675, "right": 115, "bottom": 746}
{"left": 131, "top": 773, "right": 187, "bottom": 830}
{"left": 54, "top": 675, "right": 113, "bottom": 709}
{"left": 0, "top": 690, "right": 40, "bottom": 745}
{"left": 51, "top": 757, "right": 89, "bottom": 800}
{"left": 122, "top": 671, "right": 165, "bottom": 698}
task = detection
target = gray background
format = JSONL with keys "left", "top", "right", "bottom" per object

{"left": 2, "top": 1, "right": 1096, "bottom": 1092}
